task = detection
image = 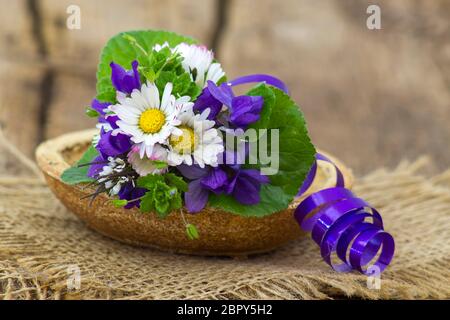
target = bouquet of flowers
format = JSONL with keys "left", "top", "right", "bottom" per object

{"left": 61, "top": 30, "right": 316, "bottom": 239}
{"left": 57, "top": 30, "right": 395, "bottom": 274}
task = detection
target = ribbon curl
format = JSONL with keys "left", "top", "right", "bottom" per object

{"left": 228, "top": 74, "right": 290, "bottom": 94}
{"left": 296, "top": 153, "right": 395, "bottom": 274}
{"left": 229, "top": 75, "right": 395, "bottom": 274}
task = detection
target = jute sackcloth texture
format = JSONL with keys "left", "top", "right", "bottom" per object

{"left": 0, "top": 132, "right": 449, "bottom": 299}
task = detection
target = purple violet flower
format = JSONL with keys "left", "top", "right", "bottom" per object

{"left": 184, "top": 179, "right": 210, "bottom": 213}
{"left": 193, "top": 87, "right": 223, "bottom": 120}
{"left": 177, "top": 164, "right": 227, "bottom": 213}
{"left": 221, "top": 146, "right": 269, "bottom": 205}
{"left": 200, "top": 167, "right": 228, "bottom": 195}
{"left": 87, "top": 154, "right": 107, "bottom": 178}
{"left": 100, "top": 114, "right": 120, "bottom": 130}
{"left": 177, "top": 162, "right": 269, "bottom": 213}
{"left": 117, "top": 182, "right": 146, "bottom": 209}
{"left": 91, "top": 99, "right": 110, "bottom": 116}
{"left": 110, "top": 60, "right": 141, "bottom": 94}
{"left": 96, "top": 128, "right": 132, "bottom": 158}
{"left": 225, "top": 168, "right": 269, "bottom": 205}
{"left": 228, "top": 95, "right": 264, "bottom": 128}
{"left": 91, "top": 99, "right": 115, "bottom": 127}
{"left": 205, "top": 80, "right": 264, "bottom": 128}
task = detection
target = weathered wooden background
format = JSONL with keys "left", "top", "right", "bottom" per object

{"left": 1, "top": 0, "right": 449, "bottom": 175}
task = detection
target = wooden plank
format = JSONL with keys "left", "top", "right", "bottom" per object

{"left": 40, "top": 0, "right": 218, "bottom": 140}
{"left": 44, "top": 72, "right": 96, "bottom": 139}
{"left": 0, "top": 0, "right": 39, "bottom": 61}
{"left": 40, "top": 0, "right": 217, "bottom": 70}
{"left": 2, "top": 0, "right": 449, "bottom": 174}
{"left": 219, "top": 0, "right": 450, "bottom": 173}
{"left": 1, "top": 0, "right": 218, "bottom": 156}
{"left": 0, "top": 0, "right": 44, "bottom": 161}
{"left": 0, "top": 60, "right": 43, "bottom": 157}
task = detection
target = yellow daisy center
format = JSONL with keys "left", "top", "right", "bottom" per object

{"left": 139, "top": 109, "right": 166, "bottom": 134}
{"left": 169, "top": 126, "right": 196, "bottom": 154}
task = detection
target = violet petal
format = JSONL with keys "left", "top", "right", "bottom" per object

{"left": 177, "top": 164, "right": 210, "bottom": 180}
{"left": 91, "top": 99, "right": 110, "bottom": 116}
{"left": 110, "top": 60, "right": 141, "bottom": 94}
{"left": 232, "top": 175, "right": 261, "bottom": 205}
{"left": 200, "top": 167, "right": 228, "bottom": 194}
{"left": 87, "top": 155, "right": 106, "bottom": 178}
{"left": 207, "top": 81, "right": 234, "bottom": 106}
{"left": 193, "top": 87, "right": 223, "bottom": 120}
{"left": 118, "top": 182, "right": 146, "bottom": 209}
{"left": 104, "top": 114, "right": 120, "bottom": 129}
{"left": 239, "top": 169, "right": 270, "bottom": 184}
{"left": 229, "top": 95, "right": 263, "bottom": 127}
{"left": 185, "top": 179, "right": 209, "bottom": 213}
{"left": 97, "top": 129, "right": 131, "bottom": 157}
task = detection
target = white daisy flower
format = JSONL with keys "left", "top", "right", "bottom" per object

{"left": 167, "top": 106, "right": 224, "bottom": 168}
{"left": 128, "top": 144, "right": 168, "bottom": 176}
{"left": 110, "top": 82, "right": 193, "bottom": 159}
{"left": 174, "top": 43, "right": 225, "bottom": 87}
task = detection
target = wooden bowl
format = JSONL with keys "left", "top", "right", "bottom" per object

{"left": 36, "top": 129, "right": 354, "bottom": 257}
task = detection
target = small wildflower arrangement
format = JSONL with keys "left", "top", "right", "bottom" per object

{"left": 61, "top": 30, "right": 316, "bottom": 239}
{"left": 58, "top": 30, "right": 395, "bottom": 274}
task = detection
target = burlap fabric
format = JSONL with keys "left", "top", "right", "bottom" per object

{"left": 0, "top": 133, "right": 449, "bottom": 299}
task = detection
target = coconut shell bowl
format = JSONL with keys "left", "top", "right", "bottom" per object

{"left": 35, "top": 129, "right": 353, "bottom": 257}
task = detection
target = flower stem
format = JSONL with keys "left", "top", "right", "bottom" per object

{"left": 126, "top": 196, "right": 145, "bottom": 204}
{"left": 179, "top": 209, "right": 188, "bottom": 226}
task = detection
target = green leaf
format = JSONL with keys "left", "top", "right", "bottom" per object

{"left": 186, "top": 224, "right": 199, "bottom": 240}
{"left": 155, "top": 198, "right": 171, "bottom": 218}
{"left": 164, "top": 173, "right": 188, "bottom": 192}
{"left": 96, "top": 30, "right": 197, "bottom": 102}
{"left": 171, "top": 72, "right": 192, "bottom": 97}
{"left": 170, "top": 192, "right": 183, "bottom": 210}
{"left": 112, "top": 199, "right": 128, "bottom": 208}
{"left": 140, "top": 192, "right": 155, "bottom": 213}
{"left": 256, "top": 88, "right": 316, "bottom": 196}
{"left": 136, "top": 174, "right": 164, "bottom": 189}
{"left": 137, "top": 173, "right": 187, "bottom": 218}
{"left": 60, "top": 146, "right": 99, "bottom": 185}
{"left": 96, "top": 87, "right": 116, "bottom": 103}
{"left": 209, "top": 184, "right": 291, "bottom": 217}
{"left": 155, "top": 70, "right": 176, "bottom": 92}
{"left": 186, "top": 83, "right": 202, "bottom": 100}
{"left": 155, "top": 70, "right": 197, "bottom": 99}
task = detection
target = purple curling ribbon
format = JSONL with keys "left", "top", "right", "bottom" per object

{"left": 297, "top": 153, "right": 344, "bottom": 195}
{"left": 295, "top": 156, "right": 395, "bottom": 274}
{"left": 228, "top": 74, "right": 289, "bottom": 94}
{"left": 229, "top": 74, "right": 395, "bottom": 274}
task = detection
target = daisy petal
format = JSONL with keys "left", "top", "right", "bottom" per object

{"left": 160, "top": 82, "right": 173, "bottom": 111}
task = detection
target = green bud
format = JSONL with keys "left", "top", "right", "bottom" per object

{"left": 85, "top": 107, "right": 100, "bottom": 118}
{"left": 112, "top": 199, "right": 128, "bottom": 208}
{"left": 186, "top": 224, "right": 199, "bottom": 240}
